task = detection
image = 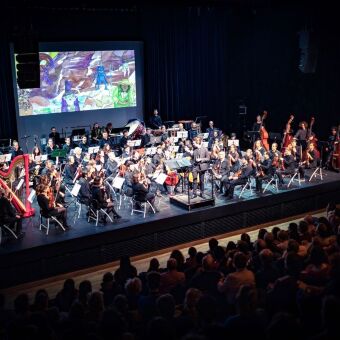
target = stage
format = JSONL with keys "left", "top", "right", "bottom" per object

{"left": 1, "top": 169, "right": 339, "bottom": 288}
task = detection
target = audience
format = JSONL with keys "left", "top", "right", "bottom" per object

{"left": 2, "top": 204, "right": 340, "bottom": 340}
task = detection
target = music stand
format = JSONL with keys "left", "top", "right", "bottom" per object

{"left": 164, "top": 120, "right": 175, "bottom": 128}
{"left": 269, "top": 132, "right": 282, "bottom": 143}
{"left": 247, "top": 131, "right": 260, "bottom": 144}
{"left": 51, "top": 149, "right": 67, "bottom": 165}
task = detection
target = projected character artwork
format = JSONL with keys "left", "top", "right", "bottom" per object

{"left": 16, "top": 49, "right": 137, "bottom": 116}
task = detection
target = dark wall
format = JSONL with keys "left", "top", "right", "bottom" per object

{"left": 1, "top": 3, "right": 339, "bottom": 142}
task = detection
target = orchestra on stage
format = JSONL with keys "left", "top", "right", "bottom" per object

{"left": 0, "top": 109, "right": 339, "bottom": 241}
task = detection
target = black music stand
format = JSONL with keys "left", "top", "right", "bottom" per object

{"left": 247, "top": 130, "right": 260, "bottom": 144}
{"left": 166, "top": 158, "right": 215, "bottom": 210}
{"left": 164, "top": 121, "right": 175, "bottom": 128}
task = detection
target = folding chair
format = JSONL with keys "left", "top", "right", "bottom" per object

{"left": 87, "top": 199, "right": 113, "bottom": 227}
{"left": 131, "top": 195, "right": 156, "bottom": 218}
{"left": 0, "top": 223, "right": 18, "bottom": 244}
{"left": 238, "top": 177, "right": 254, "bottom": 198}
{"left": 39, "top": 211, "right": 66, "bottom": 235}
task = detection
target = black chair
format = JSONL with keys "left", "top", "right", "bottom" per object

{"left": 0, "top": 223, "right": 18, "bottom": 244}
{"left": 87, "top": 199, "right": 113, "bottom": 226}
{"left": 131, "top": 195, "right": 155, "bottom": 218}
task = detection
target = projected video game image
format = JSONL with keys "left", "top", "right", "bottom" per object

{"left": 16, "top": 50, "right": 136, "bottom": 116}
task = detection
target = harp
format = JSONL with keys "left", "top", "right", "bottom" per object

{"left": 0, "top": 154, "right": 35, "bottom": 217}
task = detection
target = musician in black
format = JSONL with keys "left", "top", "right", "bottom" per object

{"left": 214, "top": 151, "right": 230, "bottom": 194}
{"left": 252, "top": 115, "right": 263, "bottom": 133}
{"left": 304, "top": 143, "right": 319, "bottom": 169}
{"left": 90, "top": 123, "right": 102, "bottom": 145}
{"left": 223, "top": 157, "right": 253, "bottom": 199}
{"left": 132, "top": 173, "right": 158, "bottom": 211}
{"left": 105, "top": 152, "right": 119, "bottom": 177}
{"left": 326, "top": 126, "right": 338, "bottom": 169}
{"left": 62, "top": 137, "right": 72, "bottom": 155}
{"left": 36, "top": 184, "right": 69, "bottom": 228}
{"left": 189, "top": 122, "right": 199, "bottom": 141}
{"left": 11, "top": 140, "right": 24, "bottom": 158}
{"left": 269, "top": 142, "right": 282, "bottom": 160}
{"left": 77, "top": 170, "right": 91, "bottom": 205}
{"left": 106, "top": 122, "right": 113, "bottom": 135}
{"left": 78, "top": 135, "right": 89, "bottom": 153}
{"left": 294, "top": 121, "right": 309, "bottom": 149}
{"left": 120, "top": 130, "right": 130, "bottom": 149}
{"left": 49, "top": 127, "right": 61, "bottom": 146}
{"left": 255, "top": 152, "right": 275, "bottom": 194}
{"left": 0, "top": 189, "right": 24, "bottom": 238}
{"left": 276, "top": 149, "right": 296, "bottom": 186}
{"left": 152, "top": 147, "right": 163, "bottom": 166}
{"left": 149, "top": 109, "right": 162, "bottom": 130}
{"left": 46, "top": 138, "right": 57, "bottom": 159}
{"left": 63, "top": 156, "right": 77, "bottom": 185}
{"left": 191, "top": 137, "right": 210, "bottom": 199}
{"left": 99, "top": 130, "right": 112, "bottom": 149}
{"left": 141, "top": 127, "right": 153, "bottom": 147}
{"left": 90, "top": 176, "right": 121, "bottom": 222}
{"left": 206, "top": 121, "right": 220, "bottom": 139}
{"left": 160, "top": 125, "right": 169, "bottom": 142}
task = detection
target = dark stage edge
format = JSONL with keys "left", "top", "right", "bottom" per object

{"left": 1, "top": 170, "right": 339, "bottom": 288}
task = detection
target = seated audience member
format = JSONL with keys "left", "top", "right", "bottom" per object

{"left": 160, "top": 258, "right": 185, "bottom": 294}
{"left": 218, "top": 251, "right": 255, "bottom": 303}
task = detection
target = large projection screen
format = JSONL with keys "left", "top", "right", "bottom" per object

{"left": 11, "top": 41, "right": 143, "bottom": 150}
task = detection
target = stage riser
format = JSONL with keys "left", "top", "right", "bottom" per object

{"left": 1, "top": 181, "right": 339, "bottom": 288}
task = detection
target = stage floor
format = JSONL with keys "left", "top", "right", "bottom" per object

{"left": 1, "top": 169, "right": 339, "bottom": 256}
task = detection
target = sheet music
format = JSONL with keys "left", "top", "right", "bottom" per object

{"left": 155, "top": 173, "right": 167, "bottom": 185}
{"left": 228, "top": 139, "right": 239, "bottom": 147}
{"left": 41, "top": 154, "right": 48, "bottom": 161}
{"left": 28, "top": 189, "right": 36, "bottom": 203}
{"left": 71, "top": 183, "right": 81, "bottom": 197}
{"left": 112, "top": 176, "right": 125, "bottom": 189}
{"left": 5, "top": 154, "right": 12, "bottom": 162}
{"left": 177, "top": 131, "right": 188, "bottom": 139}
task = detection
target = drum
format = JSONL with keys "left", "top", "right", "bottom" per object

{"left": 125, "top": 119, "right": 146, "bottom": 139}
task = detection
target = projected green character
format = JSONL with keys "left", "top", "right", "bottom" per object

{"left": 112, "top": 79, "right": 135, "bottom": 108}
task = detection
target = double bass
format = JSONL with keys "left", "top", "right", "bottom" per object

{"left": 260, "top": 111, "right": 269, "bottom": 151}
{"left": 281, "top": 114, "right": 294, "bottom": 153}
{"left": 307, "top": 117, "right": 318, "bottom": 148}
{"left": 331, "top": 125, "right": 340, "bottom": 171}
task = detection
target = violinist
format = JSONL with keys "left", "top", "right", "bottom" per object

{"left": 73, "top": 147, "right": 83, "bottom": 165}
{"left": 223, "top": 157, "right": 253, "bottom": 199}
{"left": 105, "top": 152, "right": 119, "bottom": 177}
{"left": 132, "top": 173, "right": 158, "bottom": 211}
{"left": 78, "top": 170, "right": 91, "bottom": 205}
{"left": 255, "top": 151, "right": 275, "bottom": 194}
{"left": 303, "top": 143, "right": 319, "bottom": 169}
{"left": 269, "top": 143, "right": 281, "bottom": 161}
{"left": 141, "top": 127, "right": 153, "bottom": 147}
{"left": 210, "top": 134, "right": 221, "bottom": 156}
{"left": 228, "top": 144, "right": 240, "bottom": 173}
{"left": 32, "top": 145, "right": 42, "bottom": 161}
{"left": 213, "top": 151, "right": 230, "bottom": 194}
{"left": 152, "top": 147, "right": 163, "bottom": 166}
{"left": 253, "top": 140, "right": 265, "bottom": 160}
{"left": 64, "top": 156, "right": 77, "bottom": 185}
{"left": 188, "top": 122, "right": 199, "bottom": 141}
{"left": 160, "top": 125, "right": 169, "bottom": 143}
{"left": 90, "top": 176, "right": 121, "bottom": 222}
{"left": 41, "top": 159, "right": 54, "bottom": 176}
{"left": 36, "top": 184, "right": 69, "bottom": 228}
{"left": 276, "top": 149, "right": 296, "bottom": 187}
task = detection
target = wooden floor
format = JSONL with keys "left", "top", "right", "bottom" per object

{"left": 0, "top": 209, "right": 327, "bottom": 309}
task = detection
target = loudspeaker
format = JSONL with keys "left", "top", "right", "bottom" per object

{"left": 15, "top": 52, "right": 40, "bottom": 89}
{"left": 298, "top": 30, "right": 319, "bottom": 74}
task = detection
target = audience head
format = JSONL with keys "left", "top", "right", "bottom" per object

{"left": 167, "top": 258, "right": 178, "bottom": 271}
{"left": 125, "top": 277, "right": 142, "bottom": 296}
{"left": 147, "top": 271, "right": 161, "bottom": 292}
{"left": 188, "top": 246, "right": 197, "bottom": 258}
{"left": 157, "top": 294, "right": 176, "bottom": 320}
{"left": 233, "top": 252, "right": 248, "bottom": 270}
{"left": 148, "top": 258, "right": 160, "bottom": 272}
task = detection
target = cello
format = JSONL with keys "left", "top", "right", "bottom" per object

{"left": 331, "top": 125, "right": 340, "bottom": 171}
{"left": 260, "top": 111, "right": 270, "bottom": 151}
{"left": 281, "top": 114, "right": 294, "bottom": 153}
